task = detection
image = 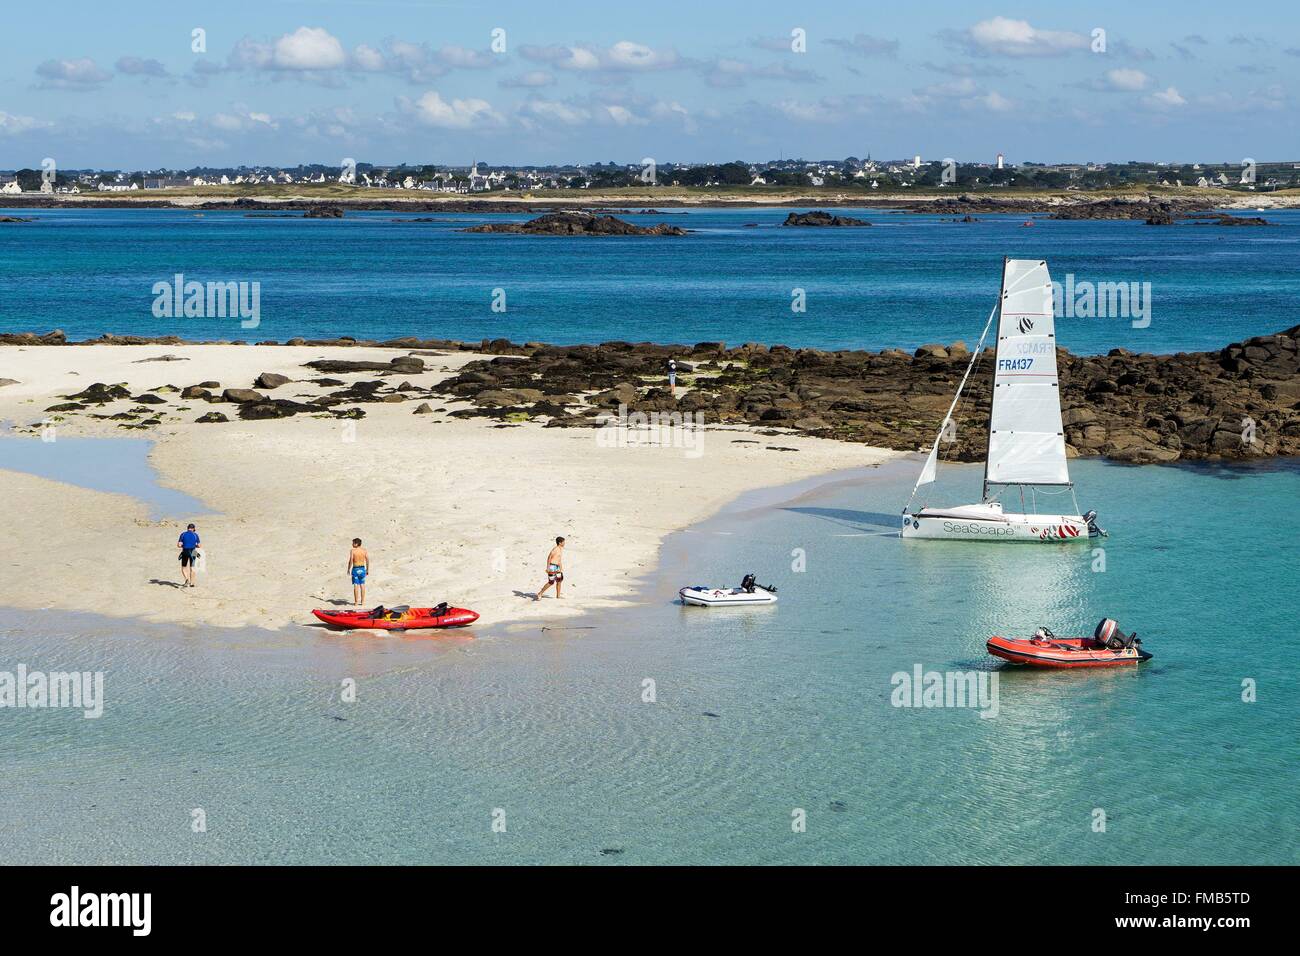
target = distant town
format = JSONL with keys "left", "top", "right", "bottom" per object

{"left": 3, "top": 155, "right": 1298, "bottom": 196}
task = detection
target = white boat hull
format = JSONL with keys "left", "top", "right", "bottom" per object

{"left": 901, "top": 504, "right": 1096, "bottom": 543}
{"left": 679, "top": 587, "right": 778, "bottom": 607}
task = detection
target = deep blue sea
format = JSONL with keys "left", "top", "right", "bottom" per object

{"left": 2, "top": 205, "right": 1298, "bottom": 352}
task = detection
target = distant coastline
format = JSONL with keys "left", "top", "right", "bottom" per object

{"left": 3, "top": 185, "right": 1299, "bottom": 213}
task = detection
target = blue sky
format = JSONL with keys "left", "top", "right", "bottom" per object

{"left": 1, "top": 0, "right": 1296, "bottom": 169}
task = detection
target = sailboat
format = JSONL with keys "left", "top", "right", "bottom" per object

{"left": 901, "top": 258, "right": 1106, "bottom": 543}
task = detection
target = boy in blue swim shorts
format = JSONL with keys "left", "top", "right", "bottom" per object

{"left": 347, "top": 538, "right": 370, "bottom": 606}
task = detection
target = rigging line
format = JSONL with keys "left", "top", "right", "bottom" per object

{"left": 902, "top": 296, "right": 1000, "bottom": 515}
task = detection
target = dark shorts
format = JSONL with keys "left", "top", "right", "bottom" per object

{"left": 179, "top": 549, "right": 197, "bottom": 567}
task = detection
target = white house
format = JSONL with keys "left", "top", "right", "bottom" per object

{"left": 0, "top": 178, "right": 21, "bottom": 194}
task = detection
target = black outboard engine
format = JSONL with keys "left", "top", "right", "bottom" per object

{"left": 1095, "top": 618, "right": 1138, "bottom": 650}
{"left": 740, "top": 573, "right": 757, "bottom": 593}
{"left": 1083, "top": 510, "right": 1106, "bottom": 537}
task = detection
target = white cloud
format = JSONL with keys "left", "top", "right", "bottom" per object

{"left": 273, "top": 27, "right": 347, "bottom": 71}
{"left": 402, "top": 91, "right": 500, "bottom": 129}
{"left": 436, "top": 45, "right": 496, "bottom": 69}
{"left": 703, "top": 58, "right": 820, "bottom": 87}
{"left": 518, "top": 98, "right": 591, "bottom": 126}
{"left": 116, "top": 56, "right": 170, "bottom": 78}
{"left": 351, "top": 44, "right": 386, "bottom": 72}
{"left": 950, "top": 17, "right": 1089, "bottom": 57}
{"left": 209, "top": 111, "right": 279, "bottom": 132}
{"left": 602, "top": 104, "right": 641, "bottom": 126}
{"left": 0, "top": 111, "right": 50, "bottom": 135}
{"left": 1105, "top": 68, "right": 1151, "bottom": 91}
{"left": 35, "top": 57, "right": 113, "bottom": 90}
{"left": 976, "top": 90, "right": 1015, "bottom": 112}
{"left": 606, "top": 41, "right": 677, "bottom": 70}
{"left": 1145, "top": 86, "right": 1187, "bottom": 108}
{"left": 520, "top": 41, "right": 681, "bottom": 76}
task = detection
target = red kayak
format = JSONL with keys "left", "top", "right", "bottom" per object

{"left": 987, "top": 619, "right": 1151, "bottom": 668}
{"left": 312, "top": 603, "right": 479, "bottom": 631}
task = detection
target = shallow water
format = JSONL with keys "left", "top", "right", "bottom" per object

{"left": 0, "top": 434, "right": 208, "bottom": 520}
{"left": 1, "top": 456, "right": 1294, "bottom": 864}
{"left": 3, "top": 206, "right": 1297, "bottom": 353}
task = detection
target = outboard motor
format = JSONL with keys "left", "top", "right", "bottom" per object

{"left": 1083, "top": 510, "right": 1107, "bottom": 537}
{"left": 740, "top": 573, "right": 757, "bottom": 593}
{"left": 1095, "top": 618, "right": 1137, "bottom": 650}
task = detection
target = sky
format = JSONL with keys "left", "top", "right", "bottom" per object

{"left": 0, "top": 0, "right": 1296, "bottom": 169}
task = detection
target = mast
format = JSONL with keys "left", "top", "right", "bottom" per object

{"left": 982, "top": 257, "right": 1010, "bottom": 503}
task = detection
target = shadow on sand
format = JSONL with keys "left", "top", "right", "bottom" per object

{"left": 780, "top": 506, "right": 901, "bottom": 532}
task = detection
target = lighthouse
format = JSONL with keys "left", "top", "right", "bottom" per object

{"left": 913, "top": 154, "right": 921, "bottom": 169}
{"left": 996, "top": 153, "right": 1004, "bottom": 170}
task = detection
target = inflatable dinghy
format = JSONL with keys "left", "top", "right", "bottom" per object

{"left": 987, "top": 619, "right": 1150, "bottom": 668}
{"left": 680, "top": 574, "right": 778, "bottom": 608}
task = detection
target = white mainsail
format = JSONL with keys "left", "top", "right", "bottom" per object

{"left": 984, "top": 259, "right": 1069, "bottom": 491}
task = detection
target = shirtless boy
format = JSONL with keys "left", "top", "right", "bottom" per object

{"left": 535, "top": 536, "right": 566, "bottom": 600}
{"left": 347, "top": 538, "right": 370, "bottom": 606}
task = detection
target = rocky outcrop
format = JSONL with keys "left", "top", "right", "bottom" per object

{"left": 303, "top": 356, "right": 426, "bottom": 375}
{"left": 0, "top": 330, "right": 67, "bottom": 345}
{"left": 304, "top": 205, "right": 344, "bottom": 219}
{"left": 427, "top": 330, "right": 1300, "bottom": 463}
{"left": 461, "top": 212, "right": 687, "bottom": 236}
{"left": 782, "top": 211, "right": 870, "bottom": 227}
{"left": 1188, "top": 213, "right": 1271, "bottom": 226}
{"left": 254, "top": 372, "right": 291, "bottom": 389}
{"left": 66, "top": 382, "right": 131, "bottom": 403}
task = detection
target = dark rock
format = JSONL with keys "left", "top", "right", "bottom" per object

{"left": 782, "top": 211, "right": 870, "bottom": 227}
{"left": 461, "top": 212, "right": 687, "bottom": 236}
{"left": 222, "top": 388, "right": 266, "bottom": 404}
{"left": 67, "top": 382, "right": 131, "bottom": 403}
{"left": 195, "top": 412, "right": 229, "bottom": 423}
{"left": 254, "top": 372, "right": 291, "bottom": 389}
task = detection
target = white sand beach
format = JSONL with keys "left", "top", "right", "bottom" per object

{"left": 0, "top": 344, "right": 896, "bottom": 631}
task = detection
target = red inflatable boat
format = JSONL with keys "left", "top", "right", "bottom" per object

{"left": 987, "top": 619, "right": 1151, "bottom": 668}
{"left": 312, "top": 603, "right": 479, "bottom": 631}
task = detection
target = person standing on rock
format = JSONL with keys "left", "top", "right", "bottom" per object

{"left": 668, "top": 358, "right": 677, "bottom": 393}
{"left": 347, "top": 538, "right": 370, "bottom": 606}
{"left": 177, "top": 523, "right": 201, "bottom": 588}
{"left": 535, "top": 537, "right": 566, "bottom": 600}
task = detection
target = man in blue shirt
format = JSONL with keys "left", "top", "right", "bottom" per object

{"left": 177, "top": 523, "right": 201, "bottom": 588}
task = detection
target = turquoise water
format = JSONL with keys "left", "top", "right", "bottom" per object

{"left": 1, "top": 457, "right": 1294, "bottom": 864}
{"left": 2, "top": 207, "right": 1298, "bottom": 353}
